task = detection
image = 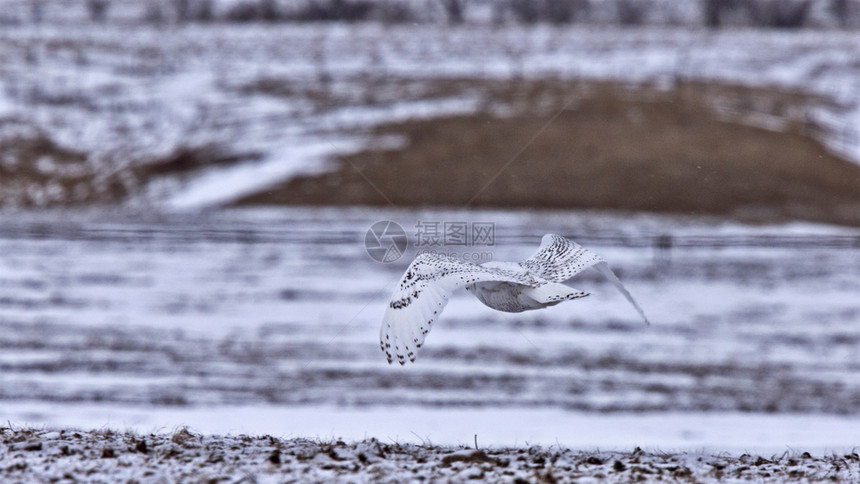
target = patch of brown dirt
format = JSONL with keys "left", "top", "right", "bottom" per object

{"left": 0, "top": 131, "right": 118, "bottom": 208}
{"left": 0, "top": 131, "right": 258, "bottom": 209}
{"left": 238, "top": 81, "right": 860, "bottom": 226}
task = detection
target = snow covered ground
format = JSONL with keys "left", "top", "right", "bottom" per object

{"left": 4, "top": 427, "right": 859, "bottom": 483}
{"left": 2, "top": 24, "right": 860, "bottom": 208}
{"left": 2, "top": 207, "right": 859, "bottom": 455}
{"left": 6, "top": 403, "right": 860, "bottom": 456}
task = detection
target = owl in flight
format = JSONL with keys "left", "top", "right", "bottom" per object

{"left": 380, "top": 234, "right": 649, "bottom": 364}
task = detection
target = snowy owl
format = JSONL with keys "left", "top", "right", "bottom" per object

{"left": 380, "top": 234, "right": 649, "bottom": 364}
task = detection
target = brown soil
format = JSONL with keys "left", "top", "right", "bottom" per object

{"left": 238, "top": 81, "right": 860, "bottom": 226}
{"left": 0, "top": 132, "right": 116, "bottom": 208}
{"left": 0, "top": 133, "right": 258, "bottom": 209}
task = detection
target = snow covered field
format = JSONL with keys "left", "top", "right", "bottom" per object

{"left": 2, "top": 207, "right": 859, "bottom": 455}
{"left": 3, "top": 18, "right": 860, "bottom": 476}
{"left": 2, "top": 24, "right": 860, "bottom": 208}
{"left": 3, "top": 427, "right": 860, "bottom": 483}
{"left": 3, "top": 426, "right": 859, "bottom": 483}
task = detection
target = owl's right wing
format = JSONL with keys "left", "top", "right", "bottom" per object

{"left": 380, "top": 253, "right": 531, "bottom": 365}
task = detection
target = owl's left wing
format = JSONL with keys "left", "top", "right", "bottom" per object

{"left": 381, "top": 253, "right": 531, "bottom": 365}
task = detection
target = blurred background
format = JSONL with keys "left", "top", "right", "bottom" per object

{"left": 1, "top": 0, "right": 859, "bottom": 451}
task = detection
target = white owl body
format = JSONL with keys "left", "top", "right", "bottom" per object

{"left": 466, "top": 280, "right": 539, "bottom": 313}
{"left": 464, "top": 261, "right": 541, "bottom": 313}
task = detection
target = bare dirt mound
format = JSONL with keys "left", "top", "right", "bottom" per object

{"left": 239, "top": 81, "right": 860, "bottom": 226}
{"left": 2, "top": 427, "right": 858, "bottom": 482}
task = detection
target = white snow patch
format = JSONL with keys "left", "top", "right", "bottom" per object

{"left": 158, "top": 138, "right": 363, "bottom": 209}
{"left": 5, "top": 402, "right": 860, "bottom": 456}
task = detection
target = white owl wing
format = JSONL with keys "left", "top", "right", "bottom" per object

{"left": 381, "top": 253, "right": 533, "bottom": 365}
{"left": 519, "top": 234, "right": 605, "bottom": 282}
{"left": 521, "top": 234, "right": 650, "bottom": 325}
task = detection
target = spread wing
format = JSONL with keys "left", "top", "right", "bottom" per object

{"left": 519, "top": 234, "right": 604, "bottom": 282}
{"left": 380, "top": 253, "right": 533, "bottom": 365}
{"left": 521, "top": 234, "right": 650, "bottom": 325}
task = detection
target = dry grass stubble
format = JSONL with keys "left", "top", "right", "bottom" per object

{"left": 2, "top": 427, "right": 859, "bottom": 482}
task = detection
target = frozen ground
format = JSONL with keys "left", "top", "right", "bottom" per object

{"left": 1, "top": 207, "right": 859, "bottom": 454}
{"left": 3, "top": 428, "right": 860, "bottom": 484}
{"left": 2, "top": 24, "right": 860, "bottom": 208}
{"left": 5, "top": 404, "right": 860, "bottom": 457}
